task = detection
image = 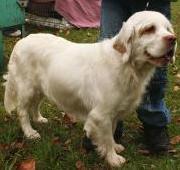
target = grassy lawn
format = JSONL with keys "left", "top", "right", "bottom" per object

{"left": 0, "top": 2, "right": 180, "bottom": 170}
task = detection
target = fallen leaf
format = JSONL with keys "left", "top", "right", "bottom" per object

{"left": 137, "top": 149, "right": 151, "bottom": 155}
{"left": 52, "top": 137, "right": 61, "bottom": 145}
{"left": 11, "top": 140, "right": 25, "bottom": 149}
{"left": 170, "top": 135, "right": 180, "bottom": 145}
{"left": 168, "top": 149, "right": 177, "bottom": 153}
{"left": 176, "top": 118, "right": 180, "bottom": 123}
{"left": 173, "top": 86, "right": 180, "bottom": 91}
{"left": 0, "top": 140, "right": 25, "bottom": 152}
{"left": 63, "top": 113, "right": 77, "bottom": 126}
{"left": 0, "top": 144, "right": 3, "bottom": 150}
{"left": 0, "top": 143, "right": 9, "bottom": 150}
{"left": 66, "top": 113, "right": 77, "bottom": 123}
{"left": 17, "top": 159, "right": 35, "bottom": 170}
{"left": 15, "top": 142, "right": 25, "bottom": 149}
{"left": 75, "top": 160, "right": 86, "bottom": 170}
{"left": 172, "top": 115, "right": 180, "bottom": 124}
{"left": 64, "top": 139, "right": 71, "bottom": 146}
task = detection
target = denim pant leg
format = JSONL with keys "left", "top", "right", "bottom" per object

{"left": 99, "top": 0, "right": 132, "bottom": 137}
{"left": 137, "top": 0, "right": 171, "bottom": 127}
{"left": 99, "top": 0, "right": 131, "bottom": 41}
{"left": 137, "top": 68, "right": 171, "bottom": 127}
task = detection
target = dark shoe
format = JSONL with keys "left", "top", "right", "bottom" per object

{"left": 82, "top": 136, "right": 96, "bottom": 152}
{"left": 82, "top": 121, "right": 123, "bottom": 152}
{"left": 3, "top": 28, "right": 21, "bottom": 37}
{"left": 143, "top": 124, "right": 170, "bottom": 153}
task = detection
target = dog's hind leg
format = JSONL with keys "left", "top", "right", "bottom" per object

{"left": 84, "top": 107, "right": 126, "bottom": 167}
{"left": 4, "top": 73, "right": 17, "bottom": 114}
{"left": 30, "top": 93, "right": 48, "bottom": 124}
{"left": 17, "top": 85, "right": 41, "bottom": 139}
{"left": 17, "top": 104, "right": 41, "bottom": 139}
{"left": 33, "top": 108, "right": 48, "bottom": 124}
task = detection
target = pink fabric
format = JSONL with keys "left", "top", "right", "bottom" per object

{"left": 32, "top": 0, "right": 54, "bottom": 3}
{"left": 55, "top": 0, "right": 101, "bottom": 28}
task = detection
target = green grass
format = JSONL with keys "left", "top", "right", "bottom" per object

{"left": 0, "top": 2, "right": 180, "bottom": 169}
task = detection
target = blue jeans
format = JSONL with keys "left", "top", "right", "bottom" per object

{"left": 100, "top": 0, "right": 171, "bottom": 127}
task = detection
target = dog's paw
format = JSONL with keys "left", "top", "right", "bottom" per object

{"left": 34, "top": 116, "right": 48, "bottom": 123}
{"left": 26, "top": 130, "right": 41, "bottom": 139}
{"left": 114, "top": 143, "right": 125, "bottom": 153}
{"left": 106, "top": 152, "right": 126, "bottom": 167}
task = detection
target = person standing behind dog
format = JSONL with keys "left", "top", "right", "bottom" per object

{"left": 99, "top": 0, "right": 172, "bottom": 152}
{"left": 82, "top": 0, "right": 174, "bottom": 153}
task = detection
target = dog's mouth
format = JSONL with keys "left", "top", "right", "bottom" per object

{"left": 145, "top": 48, "right": 174, "bottom": 66}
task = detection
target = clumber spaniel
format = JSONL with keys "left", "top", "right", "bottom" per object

{"left": 4, "top": 11, "right": 176, "bottom": 167}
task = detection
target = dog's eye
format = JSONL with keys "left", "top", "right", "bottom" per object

{"left": 139, "top": 25, "right": 156, "bottom": 36}
{"left": 143, "top": 25, "right": 156, "bottom": 34}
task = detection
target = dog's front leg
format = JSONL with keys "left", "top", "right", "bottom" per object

{"left": 112, "top": 118, "right": 125, "bottom": 154}
{"left": 84, "top": 108, "right": 126, "bottom": 167}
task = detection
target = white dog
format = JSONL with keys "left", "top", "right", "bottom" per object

{"left": 4, "top": 11, "right": 176, "bottom": 167}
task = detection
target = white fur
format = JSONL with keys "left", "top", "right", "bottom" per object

{"left": 4, "top": 11, "right": 176, "bottom": 167}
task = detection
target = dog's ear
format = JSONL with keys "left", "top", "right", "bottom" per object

{"left": 113, "top": 22, "right": 135, "bottom": 63}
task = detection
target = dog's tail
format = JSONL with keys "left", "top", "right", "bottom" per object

{"left": 4, "top": 50, "right": 17, "bottom": 114}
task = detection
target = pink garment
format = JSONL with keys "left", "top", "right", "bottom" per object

{"left": 55, "top": 0, "right": 101, "bottom": 28}
{"left": 31, "top": 0, "right": 54, "bottom": 2}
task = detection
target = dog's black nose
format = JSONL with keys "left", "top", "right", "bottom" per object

{"left": 163, "top": 35, "right": 176, "bottom": 46}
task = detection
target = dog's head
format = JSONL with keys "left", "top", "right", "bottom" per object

{"left": 113, "top": 11, "right": 177, "bottom": 67}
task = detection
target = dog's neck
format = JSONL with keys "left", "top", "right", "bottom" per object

{"left": 120, "top": 59, "right": 155, "bottom": 89}
{"left": 130, "top": 59, "right": 155, "bottom": 78}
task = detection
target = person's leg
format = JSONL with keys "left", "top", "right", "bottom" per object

{"left": 137, "top": 68, "right": 170, "bottom": 127}
{"left": 137, "top": 0, "right": 171, "bottom": 152}
{"left": 100, "top": 0, "right": 133, "bottom": 143}
{"left": 99, "top": 0, "right": 130, "bottom": 40}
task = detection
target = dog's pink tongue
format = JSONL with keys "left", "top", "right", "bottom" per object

{"left": 148, "top": 57, "right": 170, "bottom": 66}
{"left": 157, "top": 57, "right": 171, "bottom": 66}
